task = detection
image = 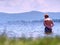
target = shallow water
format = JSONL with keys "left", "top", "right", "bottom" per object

{"left": 0, "top": 22, "right": 60, "bottom": 38}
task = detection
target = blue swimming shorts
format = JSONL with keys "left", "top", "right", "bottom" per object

{"left": 45, "top": 27, "right": 52, "bottom": 34}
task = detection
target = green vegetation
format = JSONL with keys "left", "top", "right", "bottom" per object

{"left": 0, "top": 33, "right": 60, "bottom": 45}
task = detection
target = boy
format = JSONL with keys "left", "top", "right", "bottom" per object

{"left": 44, "top": 14, "right": 54, "bottom": 34}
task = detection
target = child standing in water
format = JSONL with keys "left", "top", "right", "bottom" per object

{"left": 44, "top": 14, "right": 54, "bottom": 34}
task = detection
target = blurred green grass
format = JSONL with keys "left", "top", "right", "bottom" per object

{"left": 0, "top": 33, "right": 60, "bottom": 45}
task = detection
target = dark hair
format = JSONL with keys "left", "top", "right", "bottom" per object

{"left": 44, "top": 14, "right": 49, "bottom": 18}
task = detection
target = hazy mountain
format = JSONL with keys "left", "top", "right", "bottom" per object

{"left": 0, "top": 11, "right": 60, "bottom": 24}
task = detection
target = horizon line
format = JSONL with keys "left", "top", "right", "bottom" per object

{"left": 0, "top": 11, "right": 60, "bottom": 14}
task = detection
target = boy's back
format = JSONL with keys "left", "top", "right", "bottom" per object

{"left": 44, "top": 18, "right": 54, "bottom": 29}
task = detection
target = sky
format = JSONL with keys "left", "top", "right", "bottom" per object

{"left": 0, "top": 0, "right": 60, "bottom": 13}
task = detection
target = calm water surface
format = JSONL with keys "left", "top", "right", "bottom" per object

{"left": 0, "top": 22, "right": 60, "bottom": 38}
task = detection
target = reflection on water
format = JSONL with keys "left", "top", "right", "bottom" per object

{"left": 0, "top": 22, "right": 60, "bottom": 38}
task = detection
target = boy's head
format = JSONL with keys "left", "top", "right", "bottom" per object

{"left": 44, "top": 14, "right": 49, "bottom": 18}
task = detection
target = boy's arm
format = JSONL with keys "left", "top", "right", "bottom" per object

{"left": 51, "top": 20, "right": 54, "bottom": 27}
{"left": 44, "top": 21, "right": 47, "bottom": 26}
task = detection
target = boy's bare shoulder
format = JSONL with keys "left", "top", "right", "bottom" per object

{"left": 44, "top": 18, "right": 52, "bottom": 21}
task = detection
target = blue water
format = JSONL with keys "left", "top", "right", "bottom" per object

{"left": 0, "top": 22, "right": 60, "bottom": 38}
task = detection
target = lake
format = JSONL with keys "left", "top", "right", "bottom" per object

{"left": 0, "top": 22, "right": 60, "bottom": 38}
